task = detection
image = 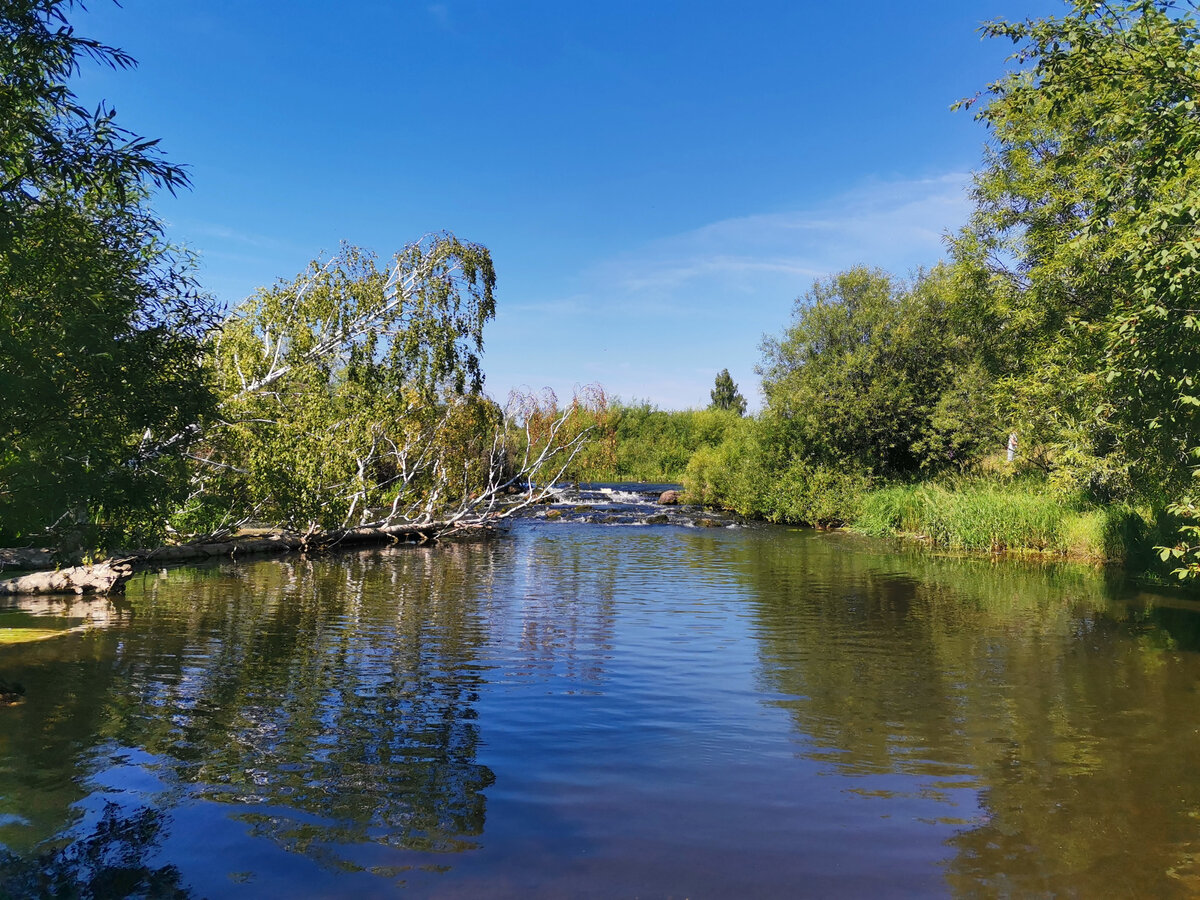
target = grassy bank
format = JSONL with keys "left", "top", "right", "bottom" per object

{"left": 852, "top": 481, "right": 1171, "bottom": 568}
{"left": 674, "top": 413, "right": 1181, "bottom": 573}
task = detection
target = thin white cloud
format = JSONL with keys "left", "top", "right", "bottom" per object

{"left": 503, "top": 293, "right": 591, "bottom": 316}
{"left": 182, "top": 222, "right": 292, "bottom": 250}
{"left": 600, "top": 171, "right": 971, "bottom": 303}
{"left": 619, "top": 256, "right": 824, "bottom": 293}
{"left": 484, "top": 172, "right": 976, "bottom": 411}
{"left": 427, "top": 3, "right": 451, "bottom": 30}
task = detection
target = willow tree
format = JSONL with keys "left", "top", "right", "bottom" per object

{"left": 955, "top": 0, "right": 1200, "bottom": 501}
{"left": 0, "top": 0, "right": 216, "bottom": 549}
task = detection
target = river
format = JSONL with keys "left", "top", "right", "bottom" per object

{"left": 2, "top": 498, "right": 1200, "bottom": 897}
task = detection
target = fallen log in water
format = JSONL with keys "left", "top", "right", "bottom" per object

{"left": 0, "top": 558, "right": 135, "bottom": 596}
{"left": 0, "top": 546, "right": 77, "bottom": 572}
{"left": 0, "top": 520, "right": 473, "bottom": 597}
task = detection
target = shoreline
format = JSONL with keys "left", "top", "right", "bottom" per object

{"left": 0, "top": 521, "right": 488, "bottom": 599}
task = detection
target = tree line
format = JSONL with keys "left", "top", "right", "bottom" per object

{"left": 3, "top": 0, "right": 1198, "bottom": 578}
{"left": 677, "top": 1, "right": 1199, "bottom": 576}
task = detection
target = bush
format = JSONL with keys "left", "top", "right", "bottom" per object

{"left": 764, "top": 461, "right": 871, "bottom": 526}
{"left": 681, "top": 419, "right": 771, "bottom": 515}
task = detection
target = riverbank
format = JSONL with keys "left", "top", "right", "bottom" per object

{"left": 1, "top": 477, "right": 1187, "bottom": 606}
{"left": 0, "top": 521, "right": 473, "bottom": 599}
{"left": 681, "top": 470, "right": 1183, "bottom": 576}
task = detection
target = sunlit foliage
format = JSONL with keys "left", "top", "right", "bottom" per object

{"left": 0, "top": 0, "right": 216, "bottom": 548}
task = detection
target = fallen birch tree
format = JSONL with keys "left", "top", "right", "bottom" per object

{"left": 0, "top": 558, "right": 135, "bottom": 596}
{"left": 2, "top": 234, "right": 609, "bottom": 573}
{"left": 0, "top": 387, "right": 602, "bottom": 595}
{"left": 166, "top": 236, "right": 608, "bottom": 541}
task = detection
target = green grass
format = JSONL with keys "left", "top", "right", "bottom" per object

{"left": 853, "top": 480, "right": 1161, "bottom": 562}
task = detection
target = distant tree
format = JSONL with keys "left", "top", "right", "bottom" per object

{"left": 709, "top": 369, "right": 747, "bottom": 416}
{"left": 0, "top": 0, "right": 217, "bottom": 548}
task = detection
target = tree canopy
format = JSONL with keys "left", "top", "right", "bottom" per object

{"left": 954, "top": 0, "right": 1200, "bottom": 498}
{"left": 949, "top": 0, "right": 1200, "bottom": 574}
{"left": 0, "top": 0, "right": 216, "bottom": 548}
{"left": 758, "top": 265, "right": 999, "bottom": 478}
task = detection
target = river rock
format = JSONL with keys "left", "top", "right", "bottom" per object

{"left": 645, "top": 514, "right": 670, "bottom": 525}
{"left": 659, "top": 490, "right": 680, "bottom": 505}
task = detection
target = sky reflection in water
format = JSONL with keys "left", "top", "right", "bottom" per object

{"left": 2, "top": 523, "right": 1200, "bottom": 897}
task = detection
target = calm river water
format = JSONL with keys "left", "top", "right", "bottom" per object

{"left": 2, "top": 518, "right": 1200, "bottom": 897}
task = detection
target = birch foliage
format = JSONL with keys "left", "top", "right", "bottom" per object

{"left": 183, "top": 237, "right": 499, "bottom": 533}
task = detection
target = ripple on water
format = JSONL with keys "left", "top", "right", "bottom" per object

{"left": 2, "top": 522, "right": 1200, "bottom": 897}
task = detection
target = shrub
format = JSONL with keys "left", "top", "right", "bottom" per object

{"left": 681, "top": 419, "right": 771, "bottom": 515}
{"left": 764, "top": 461, "right": 871, "bottom": 526}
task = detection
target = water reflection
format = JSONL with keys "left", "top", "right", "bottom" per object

{"left": 1, "top": 525, "right": 1199, "bottom": 896}
{"left": 739, "top": 531, "right": 1200, "bottom": 897}
{"left": 496, "top": 532, "right": 617, "bottom": 689}
{"left": 0, "top": 595, "right": 131, "bottom": 643}
{"left": 0, "top": 803, "right": 195, "bottom": 899}
{"left": 0, "top": 543, "right": 503, "bottom": 874}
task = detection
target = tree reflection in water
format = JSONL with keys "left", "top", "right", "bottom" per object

{"left": 0, "top": 802, "right": 195, "bottom": 899}
{"left": 140, "top": 544, "right": 498, "bottom": 858}
{"left": 0, "top": 542, "right": 504, "bottom": 872}
{"left": 738, "top": 531, "right": 1200, "bottom": 897}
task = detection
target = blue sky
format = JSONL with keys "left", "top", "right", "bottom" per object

{"left": 74, "top": 0, "right": 1059, "bottom": 410}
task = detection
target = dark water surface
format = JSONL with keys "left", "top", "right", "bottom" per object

{"left": 3, "top": 521, "right": 1200, "bottom": 897}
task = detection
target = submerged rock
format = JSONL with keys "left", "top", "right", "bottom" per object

{"left": 645, "top": 514, "right": 670, "bottom": 525}
{"left": 0, "top": 678, "right": 25, "bottom": 706}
